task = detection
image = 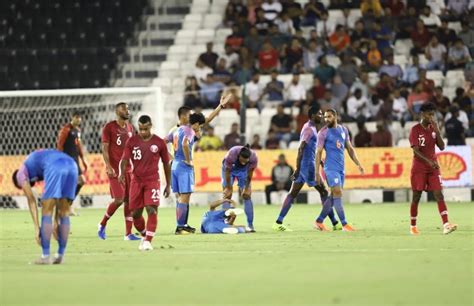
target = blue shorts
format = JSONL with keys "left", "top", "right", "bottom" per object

{"left": 221, "top": 166, "right": 248, "bottom": 189}
{"left": 171, "top": 162, "right": 194, "bottom": 194}
{"left": 42, "top": 157, "right": 78, "bottom": 200}
{"left": 325, "top": 170, "right": 344, "bottom": 188}
{"left": 294, "top": 163, "right": 316, "bottom": 187}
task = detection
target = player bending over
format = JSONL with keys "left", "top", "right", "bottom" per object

{"left": 12, "top": 149, "right": 78, "bottom": 264}
{"left": 222, "top": 144, "right": 258, "bottom": 232}
{"left": 201, "top": 199, "right": 247, "bottom": 234}
{"left": 408, "top": 102, "right": 457, "bottom": 235}
{"left": 119, "top": 115, "right": 171, "bottom": 251}
{"left": 98, "top": 102, "right": 140, "bottom": 241}
{"left": 273, "top": 106, "right": 340, "bottom": 232}
{"left": 314, "top": 109, "right": 364, "bottom": 231}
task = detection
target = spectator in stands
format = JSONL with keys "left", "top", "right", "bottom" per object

{"left": 420, "top": 5, "right": 441, "bottom": 28}
{"left": 250, "top": 134, "right": 263, "bottom": 150}
{"left": 267, "top": 24, "right": 288, "bottom": 49}
{"left": 425, "top": 36, "right": 447, "bottom": 71}
{"left": 220, "top": 45, "right": 240, "bottom": 71}
{"left": 319, "top": 90, "right": 340, "bottom": 111}
{"left": 397, "top": 6, "right": 418, "bottom": 39}
{"left": 275, "top": 12, "right": 294, "bottom": 35}
{"left": 225, "top": 85, "right": 241, "bottom": 113}
{"left": 370, "top": 21, "right": 392, "bottom": 56}
{"left": 330, "top": 75, "right": 349, "bottom": 111}
{"left": 392, "top": 88, "right": 409, "bottom": 121}
{"left": 379, "top": 53, "right": 404, "bottom": 82}
{"left": 236, "top": 15, "right": 252, "bottom": 37}
{"left": 271, "top": 104, "right": 294, "bottom": 144}
{"left": 282, "top": 0, "right": 303, "bottom": 29}
{"left": 311, "top": 76, "right": 326, "bottom": 100}
{"left": 375, "top": 73, "right": 395, "bottom": 100}
{"left": 371, "top": 121, "right": 393, "bottom": 147}
{"left": 266, "top": 131, "right": 281, "bottom": 149}
{"left": 382, "top": 7, "right": 397, "bottom": 31}
{"left": 282, "top": 38, "right": 304, "bottom": 73}
{"left": 354, "top": 120, "right": 372, "bottom": 147}
{"left": 198, "top": 126, "right": 224, "bottom": 151}
{"left": 402, "top": 54, "right": 423, "bottom": 86}
{"left": 329, "top": 25, "right": 351, "bottom": 55}
{"left": 337, "top": 55, "right": 359, "bottom": 87}
{"left": 232, "top": 61, "right": 253, "bottom": 85}
{"left": 199, "top": 42, "right": 219, "bottom": 70}
{"left": 459, "top": 21, "right": 474, "bottom": 56}
{"left": 244, "top": 27, "right": 263, "bottom": 57}
{"left": 184, "top": 76, "right": 202, "bottom": 109}
{"left": 301, "top": 0, "right": 324, "bottom": 27}
{"left": 408, "top": 81, "right": 431, "bottom": 118}
{"left": 448, "top": 39, "right": 472, "bottom": 69}
{"left": 411, "top": 20, "right": 432, "bottom": 53}
{"left": 244, "top": 73, "right": 265, "bottom": 109}
{"left": 437, "top": 20, "right": 458, "bottom": 48}
{"left": 308, "top": 28, "right": 327, "bottom": 47}
{"left": 351, "top": 72, "right": 372, "bottom": 100}
{"left": 228, "top": 0, "right": 249, "bottom": 19}
{"left": 262, "top": 0, "right": 283, "bottom": 21}
{"left": 431, "top": 86, "right": 451, "bottom": 117}
{"left": 295, "top": 104, "right": 310, "bottom": 133}
{"left": 452, "top": 87, "right": 472, "bottom": 113}
{"left": 347, "top": 88, "right": 369, "bottom": 121}
{"left": 258, "top": 41, "right": 279, "bottom": 73}
{"left": 200, "top": 74, "right": 225, "bottom": 108}
{"left": 226, "top": 25, "right": 244, "bottom": 51}
{"left": 293, "top": 29, "right": 307, "bottom": 48}
{"left": 265, "top": 153, "right": 293, "bottom": 204}
{"left": 224, "top": 122, "right": 242, "bottom": 149}
{"left": 313, "top": 55, "right": 336, "bottom": 85}
{"left": 264, "top": 70, "right": 284, "bottom": 103}
{"left": 445, "top": 105, "right": 466, "bottom": 145}
{"left": 447, "top": 0, "right": 469, "bottom": 17}
{"left": 239, "top": 46, "right": 255, "bottom": 70}
{"left": 315, "top": 10, "right": 335, "bottom": 39}
{"left": 285, "top": 73, "right": 306, "bottom": 108}
{"left": 303, "top": 40, "right": 324, "bottom": 72}
{"left": 350, "top": 20, "right": 370, "bottom": 48}
{"left": 376, "top": 96, "right": 394, "bottom": 121}
{"left": 418, "top": 69, "right": 435, "bottom": 96}
{"left": 361, "top": 0, "right": 383, "bottom": 17}
{"left": 224, "top": 4, "right": 237, "bottom": 27}
{"left": 213, "top": 58, "right": 232, "bottom": 84}
{"left": 367, "top": 40, "right": 383, "bottom": 70}
{"left": 255, "top": 8, "right": 273, "bottom": 36}
{"left": 386, "top": 0, "right": 405, "bottom": 17}
{"left": 194, "top": 59, "right": 213, "bottom": 86}
{"left": 368, "top": 95, "right": 383, "bottom": 120}
{"left": 341, "top": 8, "right": 357, "bottom": 29}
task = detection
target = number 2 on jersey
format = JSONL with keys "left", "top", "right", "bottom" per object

{"left": 151, "top": 189, "right": 160, "bottom": 202}
{"left": 132, "top": 148, "right": 142, "bottom": 160}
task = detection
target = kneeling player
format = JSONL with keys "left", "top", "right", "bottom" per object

{"left": 408, "top": 103, "right": 457, "bottom": 235}
{"left": 12, "top": 149, "right": 78, "bottom": 264}
{"left": 201, "top": 199, "right": 246, "bottom": 234}
{"left": 119, "top": 115, "right": 171, "bottom": 251}
{"left": 222, "top": 145, "right": 258, "bottom": 232}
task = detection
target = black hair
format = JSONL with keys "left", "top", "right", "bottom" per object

{"left": 72, "top": 110, "right": 82, "bottom": 117}
{"left": 189, "top": 113, "right": 205, "bottom": 125}
{"left": 419, "top": 102, "right": 437, "bottom": 113}
{"left": 308, "top": 105, "right": 319, "bottom": 117}
{"left": 138, "top": 115, "right": 152, "bottom": 124}
{"left": 317, "top": 55, "right": 326, "bottom": 63}
{"left": 239, "top": 144, "right": 251, "bottom": 159}
{"left": 177, "top": 106, "right": 192, "bottom": 117}
{"left": 325, "top": 108, "right": 337, "bottom": 116}
{"left": 115, "top": 102, "right": 127, "bottom": 109}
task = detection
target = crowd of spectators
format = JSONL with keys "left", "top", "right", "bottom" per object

{"left": 183, "top": 0, "right": 474, "bottom": 149}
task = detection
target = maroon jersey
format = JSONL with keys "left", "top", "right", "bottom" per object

{"left": 409, "top": 123, "right": 438, "bottom": 171}
{"left": 122, "top": 134, "right": 169, "bottom": 180}
{"left": 102, "top": 121, "right": 135, "bottom": 172}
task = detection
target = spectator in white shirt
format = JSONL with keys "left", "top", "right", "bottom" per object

{"left": 193, "top": 59, "right": 213, "bottom": 86}
{"left": 285, "top": 73, "right": 307, "bottom": 108}
{"left": 347, "top": 89, "right": 370, "bottom": 121}
{"left": 244, "top": 73, "right": 265, "bottom": 109}
{"left": 444, "top": 102, "right": 469, "bottom": 130}
{"left": 420, "top": 5, "right": 442, "bottom": 28}
{"left": 316, "top": 11, "right": 335, "bottom": 38}
{"left": 425, "top": 36, "right": 447, "bottom": 71}
{"left": 391, "top": 88, "right": 409, "bottom": 121}
{"left": 275, "top": 12, "right": 294, "bottom": 35}
{"left": 261, "top": 0, "right": 283, "bottom": 21}
{"left": 219, "top": 45, "right": 240, "bottom": 70}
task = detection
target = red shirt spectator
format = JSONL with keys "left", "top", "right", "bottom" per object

{"left": 411, "top": 21, "right": 432, "bottom": 50}
{"left": 386, "top": 0, "right": 405, "bottom": 17}
{"left": 258, "top": 42, "right": 279, "bottom": 72}
{"left": 329, "top": 25, "right": 351, "bottom": 53}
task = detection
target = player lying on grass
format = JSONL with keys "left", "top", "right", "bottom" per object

{"left": 201, "top": 199, "right": 247, "bottom": 234}
{"left": 222, "top": 144, "right": 258, "bottom": 232}
{"left": 12, "top": 149, "right": 78, "bottom": 264}
{"left": 273, "top": 106, "right": 340, "bottom": 232}
{"left": 408, "top": 102, "right": 457, "bottom": 235}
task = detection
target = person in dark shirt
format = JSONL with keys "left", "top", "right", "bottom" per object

{"left": 437, "top": 20, "right": 458, "bottom": 48}
{"left": 224, "top": 122, "right": 242, "bottom": 149}
{"left": 198, "top": 42, "right": 219, "bottom": 70}
{"left": 445, "top": 105, "right": 466, "bottom": 145}
{"left": 354, "top": 120, "right": 372, "bottom": 147}
{"left": 271, "top": 104, "right": 294, "bottom": 145}
{"left": 265, "top": 154, "right": 293, "bottom": 204}
{"left": 371, "top": 121, "right": 393, "bottom": 147}
{"left": 184, "top": 76, "right": 202, "bottom": 109}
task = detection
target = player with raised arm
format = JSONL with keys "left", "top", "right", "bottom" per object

{"left": 119, "top": 115, "right": 171, "bottom": 251}
{"left": 97, "top": 102, "right": 140, "bottom": 241}
{"left": 222, "top": 145, "right": 258, "bottom": 232}
{"left": 201, "top": 198, "right": 246, "bottom": 234}
{"left": 314, "top": 109, "right": 364, "bottom": 231}
{"left": 273, "top": 106, "right": 340, "bottom": 232}
{"left": 408, "top": 102, "right": 457, "bottom": 235}
{"left": 12, "top": 149, "right": 78, "bottom": 264}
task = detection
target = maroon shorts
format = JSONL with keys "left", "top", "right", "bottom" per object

{"left": 129, "top": 177, "right": 161, "bottom": 210}
{"left": 411, "top": 169, "right": 442, "bottom": 191}
{"left": 109, "top": 172, "right": 131, "bottom": 200}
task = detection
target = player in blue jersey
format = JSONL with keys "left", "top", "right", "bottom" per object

{"left": 200, "top": 198, "right": 247, "bottom": 234}
{"left": 12, "top": 149, "right": 78, "bottom": 264}
{"left": 221, "top": 144, "right": 258, "bottom": 232}
{"left": 272, "top": 106, "right": 340, "bottom": 232}
{"left": 314, "top": 109, "right": 364, "bottom": 231}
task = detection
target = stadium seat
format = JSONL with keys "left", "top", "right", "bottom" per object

{"left": 174, "top": 29, "right": 196, "bottom": 45}
{"left": 368, "top": 72, "right": 379, "bottom": 86}
{"left": 187, "top": 44, "right": 207, "bottom": 61}
{"left": 153, "top": 77, "right": 172, "bottom": 93}
{"left": 195, "top": 29, "right": 215, "bottom": 44}
{"left": 184, "top": 14, "right": 203, "bottom": 24}
{"left": 426, "top": 70, "right": 444, "bottom": 86}
{"left": 182, "top": 20, "right": 202, "bottom": 30}
{"left": 179, "top": 60, "right": 195, "bottom": 77}
{"left": 443, "top": 87, "right": 457, "bottom": 100}
{"left": 160, "top": 61, "right": 180, "bottom": 78}
{"left": 394, "top": 55, "right": 408, "bottom": 66}
{"left": 394, "top": 39, "right": 413, "bottom": 56}
{"left": 326, "top": 55, "right": 341, "bottom": 68}
{"left": 397, "top": 138, "right": 411, "bottom": 147}
{"left": 172, "top": 77, "right": 186, "bottom": 94}
{"left": 202, "top": 14, "right": 222, "bottom": 29}
{"left": 448, "top": 22, "right": 462, "bottom": 33}
{"left": 167, "top": 45, "right": 189, "bottom": 61}
{"left": 288, "top": 141, "right": 300, "bottom": 149}
{"left": 445, "top": 70, "right": 465, "bottom": 88}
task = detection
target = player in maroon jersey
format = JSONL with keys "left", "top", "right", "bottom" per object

{"left": 408, "top": 102, "right": 457, "bottom": 235}
{"left": 119, "top": 115, "right": 171, "bottom": 251}
{"left": 97, "top": 102, "right": 140, "bottom": 241}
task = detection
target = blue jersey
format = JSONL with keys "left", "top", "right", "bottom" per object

{"left": 23, "top": 149, "right": 71, "bottom": 182}
{"left": 317, "top": 125, "right": 349, "bottom": 173}
{"left": 169, "top": 125, "right": 196, "bottom": 163}
{"left": 200, "top": 210, "right": 228, "bottom": 233}
{"left": 299, "top": 120, "right": 318, "bottom": 167}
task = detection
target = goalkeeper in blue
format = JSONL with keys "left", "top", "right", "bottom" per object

{"left": 12, "top": 149, "right": 78, "bottom": 264}
{"left": 314, "top": 109, "right": 364, "bottom": 231}
{"left": 200, "top": 199, "right": 247, "bottom": 234}
{"left": 273, "top": 106, "right": 340, "bottom": 232}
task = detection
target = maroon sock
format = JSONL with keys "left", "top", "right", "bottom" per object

{"left": 123, "top": 204, "right": 133, "bottom": 236}
{"left": 410, "top": 202, "right": 418, "bottom": 226}
{"left": 100, "top": 203, "right": 119, "bottom": 226}
{"left": 145, "top": 212, "right": 158, "bottom": 242}
{"left": 133, "top": 216, "right": 146, "bottom": 236}
{"left": 437, "top": 200, "right": 449, "bottom": 224}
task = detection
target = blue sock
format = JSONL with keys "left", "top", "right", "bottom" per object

{"left": 243, "top": 199, "right": 254, "bottom": 227}
{"left": 57, "top": 216, "right": 70, "bottom": 256}
{"left": 321, "top": 194, "right": 338, "bottom": 226}
{"left": 332, "top": 197, "right": 347, "bottom": 226}
{"left": 276, "top": 195, "right": 293, "bottom": 223}
{"left": 176, "top": 203, "right": 188, "bottom": 227}
{"left": 316, "top": 196, "right": 333, "bottom": 223}
{"left": 40, "top": 215, "right": 53, "bottom": 257}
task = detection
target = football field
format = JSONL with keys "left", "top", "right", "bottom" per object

{"left": 1, "top": 202, "right": 473, "bottom": 306}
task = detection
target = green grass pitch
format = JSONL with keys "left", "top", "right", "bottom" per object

{"left": 1, "top": 202, "right": 473, "bottom": 306}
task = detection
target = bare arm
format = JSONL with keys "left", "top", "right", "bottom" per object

{"left": 209, "top": 199, "right": 237, "bottom": 211}
{"left": 205, "top": 93, "right": 232, "bottom": 124}
{"left": 163, "top": 160, "right": 171, "bottom": 198}
{"left": 345, "top": 140, "right": 364, "bottom": 173}
{"left": 432, "top": 122, "right": 445, "bottom": 150}
{"left": 56, "top": 126, "right": 70, "bottom": 151}
{"left": 102, "top": 143, "right": 115, "bottom": 177}
{"left": 22, "top": 182, "right": 40, "bottom": 244}
{"left": 118, "top": 159, "right": 129, "bottom": 184}
{"left": 412, "top": 147, "right": 439, "bottom": 169}
{"left": 293, "top": 141, "right": 306, "bottom": 178}
{"left": 315, "top": 147, "right": 323, "bottom": 181}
